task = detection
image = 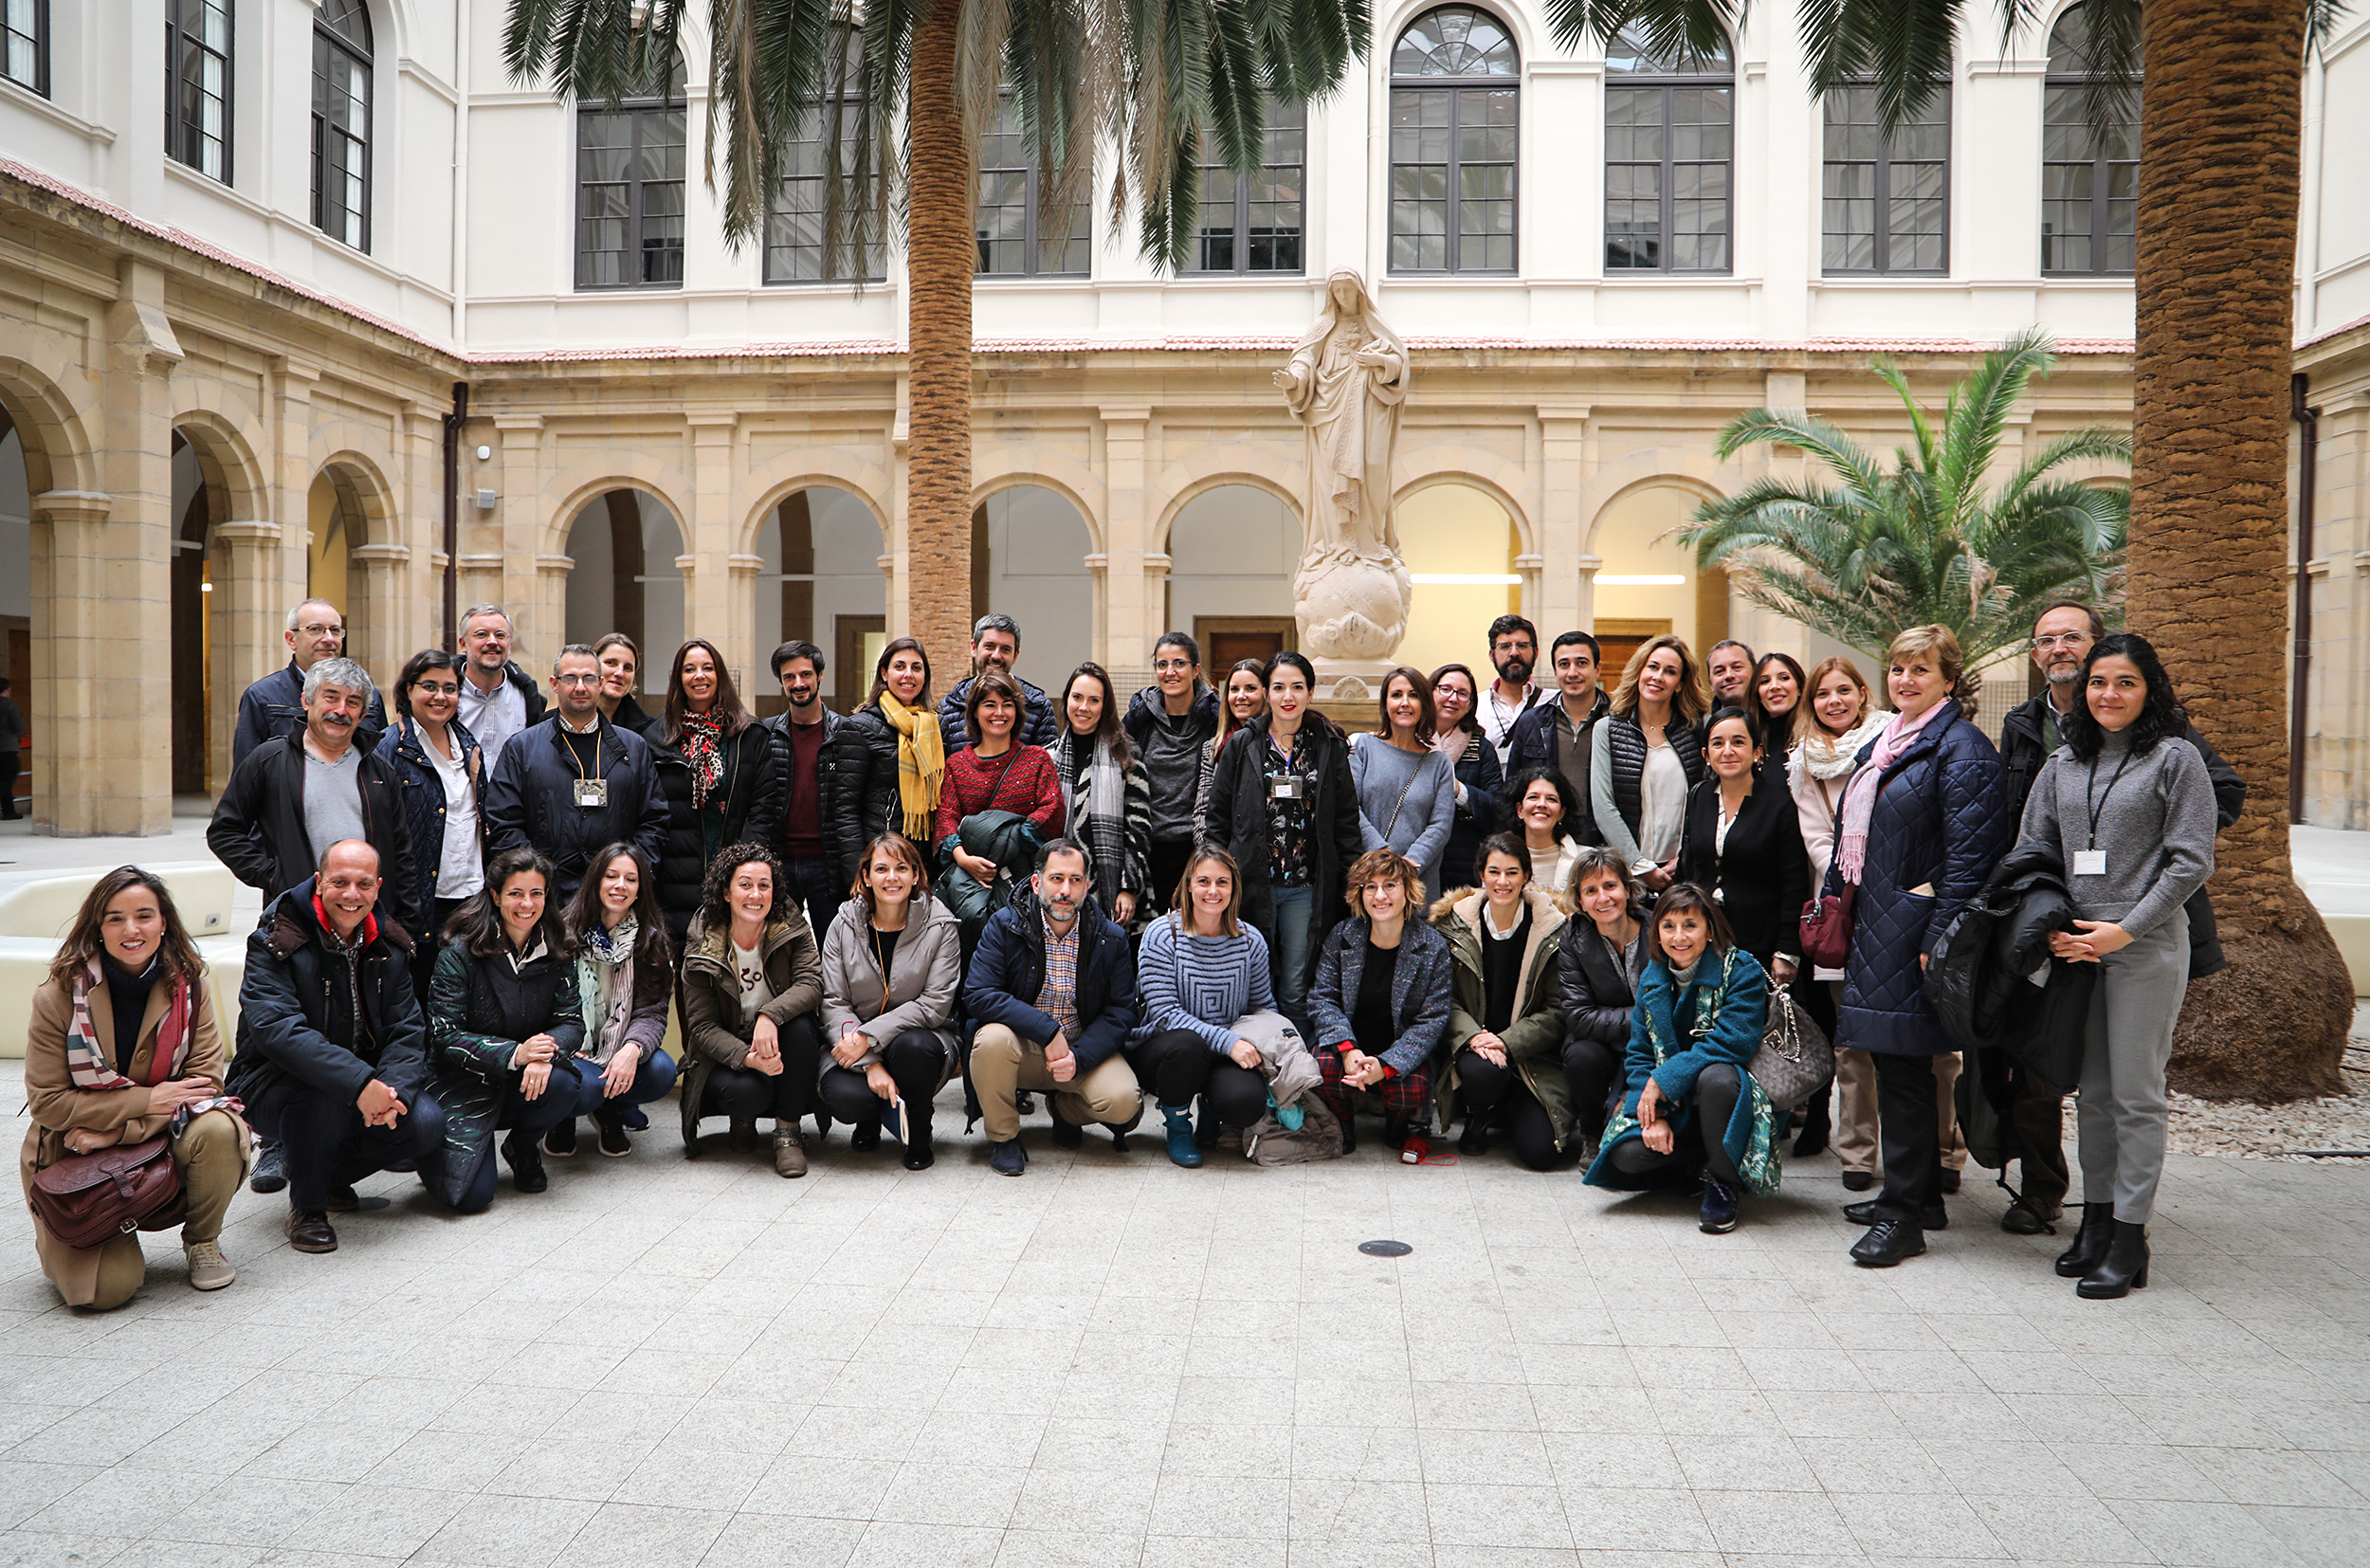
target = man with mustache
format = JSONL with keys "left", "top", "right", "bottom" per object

{"left": 1480, "top": 614, "right": 1546, "bottom": 769}
{"left": 231, "top": 598, "right": 389, "bottom": 765}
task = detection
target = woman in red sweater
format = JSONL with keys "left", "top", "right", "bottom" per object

{"left": 934, "top": 670, "right": 1066, "bottom": 881}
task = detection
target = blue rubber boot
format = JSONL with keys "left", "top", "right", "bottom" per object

{"left": 1161, "top": 1104, "right": 1204, "bottom": 1168}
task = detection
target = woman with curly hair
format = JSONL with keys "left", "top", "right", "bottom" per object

{"left": 677, "top": 842, "right": 826, "bottom": 1176}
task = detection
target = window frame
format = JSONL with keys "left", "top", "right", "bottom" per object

{"left": 2, "top": 0, "right": 49, "bottom": 100}
{"left": 763, "top": 90, "right": 885, "bottom": 283}
{"left": 974, "top": 93, "right": 1091, "bottom": 279}
{"left": 574, "top": 68, "right": 690, "bottom": 292}
{"left": 2039, "top": 10, "right": 2139, "bottom": 280}
{"left": 1602, "top": 32, "right": 1735, "bottom": 276}
{"left": 1183, "top": 96, "right": 1309, "bottom": 277}
{"left": 1819, "top": 81, "right": 1951, "bottom": 278}
{"left": 1386, "top": 4, "right": 1521, "bottom": 278}
{"left": 164, "top": 0, "right": 234, "bottom": 184}
{"left": 310, "top": 0, "right": 373, "bottom": 253}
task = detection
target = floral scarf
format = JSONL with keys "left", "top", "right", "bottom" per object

{"left": 577, "top": 916, "right": 638, "bottom": 1067}
{"left": 877, "top": 689, "right": 947, "bottom": 841}
{"left": 1834, "top": 701, "right": 1946, "bottom": 885}
{"left": 680, "top": 710, "right": 728, "bottom": 811}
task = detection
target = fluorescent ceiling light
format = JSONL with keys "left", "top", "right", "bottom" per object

{"left": 1412, "top": 573, "right": 1522, "bottom": 585}
{"left": 1596, "top": 574, "right": 1687, "bottom": 586}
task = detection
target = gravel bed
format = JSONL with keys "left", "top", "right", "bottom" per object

{"left": 2167, "top": 1040, "right": 2370, "bottom": 1161}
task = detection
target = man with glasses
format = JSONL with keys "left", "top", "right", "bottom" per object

{"left": 455, "top": 603, "right": 550, "bottom": 774}
{"left": 1996, "top": 600, "right": 2246, "bottom": 1236}
{"left": 483, "top": 644, "right": 667, "bottom": 903}
{"left": 232, "top": 599, "right": 389, "bottom": 764}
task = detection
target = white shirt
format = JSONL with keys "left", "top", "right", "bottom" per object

{"left": 1637, "top": 741, "right": 1688, "bottom": 869}
{"left": 458, "top": 671, "right": 527, "bottom": 773}
{"left": 425, "top": 732, "right": 483, "bottom": 900}
{"left": 1481, "top": 683, "right": 1541, "bottom": 767}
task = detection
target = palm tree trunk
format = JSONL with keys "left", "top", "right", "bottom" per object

{"left": 904, "top": 0, "right": 974, "bottom": 663}
{"left": 2130, "top": 0, "right": 2348, "bottom": 1099}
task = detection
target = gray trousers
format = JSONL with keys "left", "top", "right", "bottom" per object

{"left": 2078, "top": 906, "right": 2188, "bottom": 1225}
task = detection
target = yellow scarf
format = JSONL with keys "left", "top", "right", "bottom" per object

{"left": 877, "top": 689, "right": 946, "bottom": 841}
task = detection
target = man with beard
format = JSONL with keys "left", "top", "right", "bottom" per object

{"left": 1996, "top": 599, "right": 2244, "bottom": 1235}
{"left": 965, "top": 839, "right": 1142, "bottom": 1176}
{"left": 210, "top": 659, "right": 421, "bottom": 1198}
{"left": 936, "top": 613, "right": 1057, "bottom": 749}
{"left": 1480, "top": 614, "right": 1546, "bottom": 769}
{"left": 232, "top": 598, "right": 389, "bottom": 763}
{"left": 763, "top": 638, "right": 846, "bottom": 939}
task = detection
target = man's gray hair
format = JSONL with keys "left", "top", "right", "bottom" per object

{"left": 554, "top": 643, "right": 600, "bottom": 678}
{"left": 284, "top": 598, "right": 340, "bottom": 634}
{"left": 459, "top": 603, "right": 514, "bottom": 637}
{"left": 302, "top": 657, "right": 375, "bottom": 704}
{"left": 972, "top": 613, "right": 1021, "bottom": 647}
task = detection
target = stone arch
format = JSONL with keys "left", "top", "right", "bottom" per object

{"left": 1585, "top": 466, "right": 1736, "bottom": 665}
{"left": 545, "top": 470, "right": 697, "bottom": 561}
{"left": 1150, "top": 465, "right": 1304, "bottom": 556}
{"left": 738, "top": 469, "right": 892, "bottom": 558}
{"left": 969, "top": 454, "right": 1105, "bottom": 556}
{"left": 1581, "top": 450, "right": 1733, "bottom": 554}
{"left": 968, "top": 480, "right": 1099, "bottom": 685}
{"left": 167, "top": 407, "right": 269, "bottom": 525}
{"left": 560, "top": 485, "right": 689, "bottom": 694}
{"left": 744, "top": 478, "right": 893, "bottom": 712}
{"left": 0, "top": 357, "right": 99, "bottom": 498}
{"left": 312, "top": 450, "right": 403, "bottom": 680}
{"left": 1394, "top": 465, "right": 1537, "bottom": 557}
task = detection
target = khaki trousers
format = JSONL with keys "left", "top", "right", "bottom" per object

{"left": 1834, "top": 1047, "right": 1966, "bottom": 1176}
{"left": 971, "top": 1024, "right": 1143, "bottom": 1142}
{"left": 84, "top": 1108, "right": 245, "bottom": 1311}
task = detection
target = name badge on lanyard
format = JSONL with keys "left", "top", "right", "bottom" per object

{"left": 574, "top": 778, "right": 610, "bottom": 809}
{"left": 2072, "top": 848, "right": 2106, "bottom": 877}
{"left": 1269, "top": 774, "right": 1303, "bottom": 802}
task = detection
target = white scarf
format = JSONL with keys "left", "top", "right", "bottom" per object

{"left": 1792, "top": 712, "right": 1890, "bottom": 784}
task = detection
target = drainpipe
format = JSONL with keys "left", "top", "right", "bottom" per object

{"left": 2291, "top": 372, "right": 2318, "bottom": 825}
{"left": 443, "top": 381, "right": 469, "bottom": 649}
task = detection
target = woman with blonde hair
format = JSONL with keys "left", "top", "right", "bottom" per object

{"left": 1824, "top": 625, "right": 2011, "bottom": 1268}
{"left": 1591, "top": 634, "right": 1708, "bottom": 889}
{"left": 21, "top": 867, "right": 246, "bottom": 1306}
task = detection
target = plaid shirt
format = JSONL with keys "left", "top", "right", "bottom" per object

{"left": 1039, "top": 915, "right": 1083, "bottom": 1039}
{"left": 1261, "top": 727, "right": 1320, "bottom": 888}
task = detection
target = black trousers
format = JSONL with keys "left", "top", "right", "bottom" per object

{"left": 1453, "top": 1049, "right": 1563, "bottom": 1171}
{"left": 1561, "top": 1035, "right": 1624, "bottom": 1149}
{"left": 1145, "top": 839, "right": 1194, "bottom": 916}
{"left": 1873, "top": 1050, "right": 1945, "bottom": 1222}
{"left": 0, "top": 748, "right": 19, "bottom": 817}
{"left": 2010, "top": 1070, "right": 2071, "bottom": 1215}
{"left": 245, "top": 1077, "right": 448, "bottom": 1214}
{"left": 1126, "top": 1028, "right": 1271, "bottom": 1129}
{"left": 700, "top": 1013, "right": 825, "bottom": 1125}
{"left": 1607, "top": 1062, "right": 1744, "bottom": 1187}
{"left": 817, "top": 1030, "right": 944, "bottom": 1139}
{"left": 782, "top": 856, "right": 846, "bottom": 955}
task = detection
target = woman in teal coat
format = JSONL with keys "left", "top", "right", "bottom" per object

{"left": 1584, "top": 883, "right": 1781, "bottom": 1233}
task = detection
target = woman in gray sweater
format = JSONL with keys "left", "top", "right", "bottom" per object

{"left": 2016, "top": 635, "right": 2215, "bottom": 1301}
{"left": 1351, "top": 666, "right": 1457, "bottom": 899}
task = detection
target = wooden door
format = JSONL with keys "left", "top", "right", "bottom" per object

{"left": 1197, "top": 616, "right": 1296, "bottom": 674}
{"left": 1595, "top": 618, "right": 1672, "bottom": 686}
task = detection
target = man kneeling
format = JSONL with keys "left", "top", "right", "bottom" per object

{"left": 227, "top": 840, "right": 445, "bottom": 1251}
{"left": 965, "top": 839, "right": 1141, "bottom": 1175}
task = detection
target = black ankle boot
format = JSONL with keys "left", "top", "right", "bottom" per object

{"left": 2054, "top": 1202, "right": 2114, "bottom": 1278}
{"left": 2077, "top": 1219, "right": 2149, "bottom": 1299}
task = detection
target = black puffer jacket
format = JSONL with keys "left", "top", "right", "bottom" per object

{"left": 1925, "top": 841, "right": 2093, "bottom": 1091}
{"left": 1557, "top": 917, "right": 1646, "bottom": 1047}
{"left": 642, "top": 719, "right": 778, "bottom": 945}
{"left": 827, "top": 702, "right": 908, "bottom": 889}
{"left": 1598, "top": 710, "right": 1705, "bottom": 849}
{"left": 225, "top": 881, "right": 426, "bottom": 1105}
{"left": 206, "top": 731, "right": 421, "bottom": 937}
{"left": 760, "top": 707, "right": 844, "bottom": 865}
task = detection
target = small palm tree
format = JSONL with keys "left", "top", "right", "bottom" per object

{"left": 1677, "top": 331, "right": 2129, "bottom": 681}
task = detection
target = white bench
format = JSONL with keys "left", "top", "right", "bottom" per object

{"left": 0, "top": 862, "right": 249, "bottom": 1058}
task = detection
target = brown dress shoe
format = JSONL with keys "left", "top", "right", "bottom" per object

{"left": 773, "top": 1125, "right": 808, "bottom": 1177}
{"left": 285, "top": 1210, "right": 338, "bottom": 1253}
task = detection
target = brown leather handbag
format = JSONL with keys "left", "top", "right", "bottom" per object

{"left": 28, "top": 1136, "right": 179, "bottom": 1250}
{"left": 1798, "top": 884, "right": 1858, "bottom": 971}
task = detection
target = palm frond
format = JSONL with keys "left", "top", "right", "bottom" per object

{"left": 1540, "top": 0, "right": 1751, "bottom": 64}
{"left": 1797, "top": 0, "right": 1960, "bottom": 135}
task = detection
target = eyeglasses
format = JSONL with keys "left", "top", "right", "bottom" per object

{"left": 1153, "top": 660, "right": 1194, "bottom": 673}
{"left": 2031, "top": 633, "right": 2091, "bottom": 650}
{"left": 411, "top": 683, "right": 460, "bottom": 698}
{"left": 553, "top": 673, "right": 602, "bottom": 688}
{"left": 297, "top": 623, "right": 345, "bottom": 639}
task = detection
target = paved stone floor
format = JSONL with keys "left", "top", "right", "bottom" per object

{"left": 2, "top": 1057, "right": 2365, "bottom": 1568}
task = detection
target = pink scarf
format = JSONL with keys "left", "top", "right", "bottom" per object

{"left": 1833, "top": 701, "right": 1947, "bottom": 885}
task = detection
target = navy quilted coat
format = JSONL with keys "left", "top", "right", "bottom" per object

{"left": 1821, "top": 700, "right": 2012, "bottom": 1057}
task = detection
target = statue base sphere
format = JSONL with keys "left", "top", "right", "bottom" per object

{"left": 1296, "top": 550, "right": 1412, "bottom": 662}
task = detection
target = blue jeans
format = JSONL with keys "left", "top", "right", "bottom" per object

{"left": 1269, "top": 884, "right": 1316, "bottom": 1034}
{"left": 571, "top": 1048, "right": 679, "bottom": 1119}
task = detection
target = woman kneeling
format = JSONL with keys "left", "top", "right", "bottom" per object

{"left": 679, "top": 844, "right": 827, "bottom": 1176}
{"left": 547, "top": 845, "right": 679, "bottom": 1158}
{"left": 1129, "top": 846, "right": 1281, "bottom": 1165}
{"left": 1584, "top": 884, "right": 1782, "bottom": 1232}
{"left": 1434, "top": 835, "right": 1576, "bottom": 1170}
{"left": 818, "top": 833, "right": 962, "bottom": 1171}
{"left": 425, "top": 848, "right": 587, "bottom": 1212}
{"left": 1306, "top": 848, "right": 1453, "bottom": 1159}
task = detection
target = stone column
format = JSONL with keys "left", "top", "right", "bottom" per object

{"left": 535, "top": 554, "right": 574, "bottom": 669}
{"left": 1097, "top": 408, "right": 1153, "bottom": 684}
{"left": 269, "top": 356, "right": 319, "bottom": 616}
{"left": 491, "top": 416, "right": 545, "bottom": 656}
{"left": 1537, "top": 406, "right": 1593, "bottom": 637}
{"left": 686, "top": 415, "right": 743, "bottom": 676}
{"left": 886, "top": 379, "right": 915, "bottom": 639}
{"left": 728, "top": 553, "right": 765, "bottom": 684}
{"left": 349, "top": 543, "right": 412, "bottom": 680}
{"left": 209, "top": 518, "right": 283, "bottom": 783}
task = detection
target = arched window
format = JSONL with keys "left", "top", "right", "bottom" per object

{"left": 312, "top": 0, "right": 372, "bottom": 250}
{"left": 767, "top": 29, "right": 884, "bottom": 283}
{"left": 1389, "top": 6, "right": 1519, "bottom": 275}
{"left": 166, "top": 0, "right": 232, "bottom": 182}
{"left": 576, "top": 56, "right": 688, "bottom": 288}
{"left": 2042, "top": 1, "right": 2140, "bottom": 277}
{"left": 1604, "top": 25, "right": 1732, "bottom": 273}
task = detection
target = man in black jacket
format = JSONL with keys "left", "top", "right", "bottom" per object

{"left": 764, "top": 639, "right": 846, "bottom": 938}
{"left": 1505, "top": 630, "right": 1610, "bottom": 843}
{"left": 483, "top": 644, "right": 667, "bottom": 903}
{"left": 209, "top": 657, "right": 420, "bottom": 939}
{"left": 1995, "top": 599, "right": 2247, "bottom": 1233}
{"left": 231, "top": 598, "right": 389, "bottom": 765}
{"left": 225, "top": 841, "right": 445, "bottom": 1253}
{"left": 936, "top": 613, "right": 1058, "bottom": 749}
{"left": 965, "top": 841, "right": 1142, "bottom": 1176}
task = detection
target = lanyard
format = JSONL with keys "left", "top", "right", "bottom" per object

{"left": 2084, "top": 750, "right": 2135, "bottom": 850}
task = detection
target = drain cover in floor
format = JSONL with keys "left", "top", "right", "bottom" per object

{"left": 1358, "top": 1239, "right": 1413, "bottom": 1257}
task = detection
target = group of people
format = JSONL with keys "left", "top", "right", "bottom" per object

{"left": 19, "top": 597, "right": 2227, "bottom": 1313}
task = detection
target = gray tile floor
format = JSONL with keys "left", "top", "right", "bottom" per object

{"left": 3, "top": 1058, "right": 2366, "bottom": 1568}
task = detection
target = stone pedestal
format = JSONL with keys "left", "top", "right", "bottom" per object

{"left": 1312, "top": 658, "right": 1397, "bottom": 707}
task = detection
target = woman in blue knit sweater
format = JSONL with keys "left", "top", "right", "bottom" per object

{"left": 1127, "top": 846, "right": 1277, "bottom": 1166}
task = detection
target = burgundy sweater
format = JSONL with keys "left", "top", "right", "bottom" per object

{"left": 932, "top": 744, "right": 1066, "bottom": 848}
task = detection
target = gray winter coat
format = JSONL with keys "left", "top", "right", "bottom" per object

{"left": 818, "top": 892, "right": 963, "bottom": 1084}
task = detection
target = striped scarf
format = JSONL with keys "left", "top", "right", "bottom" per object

{"left": 64, "top": 958, "right": 190, "bottom": 1091}
{"left": 1053, "top": 729, "right": 1129, "bottom": 911}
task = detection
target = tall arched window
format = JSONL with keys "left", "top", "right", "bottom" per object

{"left": 312, "top": 0, "right": 372, "bottom": 250}
{"left": 2042, "top": 1, "right": 2140, "bottom": 277}
{"left": 576, "top": 57, "right": 688, "bottom": 288}
{"left": 1604, "top": 26, "right": 1732, "bottom": 273}
{"left": 1389, "top": 6, "right": 1519, "bottom": 275}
